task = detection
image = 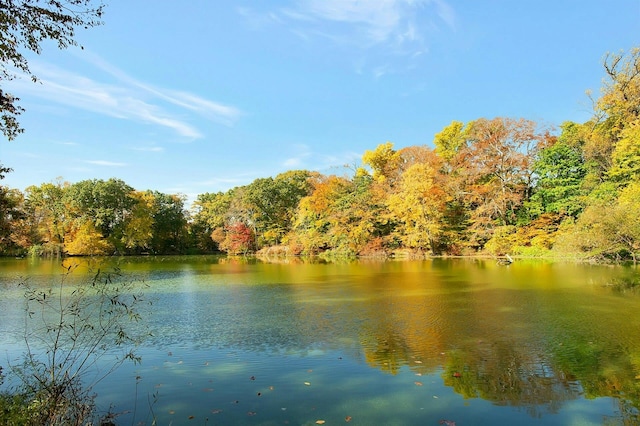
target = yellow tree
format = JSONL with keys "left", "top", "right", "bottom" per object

{"left": 121, "top": 191, "right": 156, "bottom": 252}
{"left": 583, "top": 47, "right": 640, "bottom": 183}
{"left": 362, "top": 141, "right": 402, "bottom": 185}
{"left": 64, "top": 221, "right": 113, "bottom": 256}
{"left": 388, "top": 162, "right": 447, "bottom": 254}
{"left": 609, "top": 118, "right": 640, "bottom": 184}
{"left": 433, "top": 120, "right": 472, "bottom": 162}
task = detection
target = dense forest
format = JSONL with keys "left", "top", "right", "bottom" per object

{"left": 1, "top": 47, "right": 639, "bottom": 262}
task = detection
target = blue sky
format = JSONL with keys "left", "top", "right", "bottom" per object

{"left": 1, "top": 0, "right": 638, "bottom": 205}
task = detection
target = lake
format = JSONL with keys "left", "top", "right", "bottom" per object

{"left": 1, "top": 256, "right": 639, "bottom": 425}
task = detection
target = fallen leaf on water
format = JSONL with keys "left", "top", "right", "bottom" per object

{"left": 304, "top": 382, "right": 311, "bottom": 386}
{"left": 269, "top": 386, "right": 275, "bottom": 390}
{"left": 345, "top": 415, "right": 352, "bottom": 422}
{"left": 188, "top": 415, "right": 195, "bottom": 420}
{"left": 414, "top": 381, "right": 423, "bottom": 386}
{"left": 168, "top": 410, "right": 175, "bottom": 415}
{"left": 415, "top": 373, "right": 422, "bottom": 376}
{"left": 315, "top": 420, "right": 325, "bottom": 424}
{"left": 247, "top": 411, "right": 257, "bottom": 416}
{"left": 211, "top": 409, "right": 223, "bottom": 414}
{"left": 415, "top": 360, "right": 423, "bottom": 364}
{"left": 439, "top": 420, "right": 456, "bottom": 426}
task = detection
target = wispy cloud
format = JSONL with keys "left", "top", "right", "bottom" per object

{"left": 11, "top": 54, "right": 242, "bottom": 139}
{"left": 86, "top": 160, "right": 127, "bottom": 167}
{"left": 255, "top": 0, "right": 455, "bottom": 52}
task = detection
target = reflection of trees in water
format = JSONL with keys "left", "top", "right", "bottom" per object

{"left": 442, "top": 343, "right": 581, "bottom": 418}
{"left": 353, "top": 274, "right": 640, "bottom": 423}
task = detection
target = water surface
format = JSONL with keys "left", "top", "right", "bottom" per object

{"left": 1, "top": 256, "right": 639, "bottom": 425}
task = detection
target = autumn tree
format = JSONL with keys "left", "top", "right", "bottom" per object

{"left": 362, "top": 142, "right": 402, "bottom": 185}
{"left": 388, "top": 161, "right": 447, "bottom": 254}
{"left": 293, "top": 174, "right": 352, "bottom": 255}
{"left": 433, "top": 120, "right": 472, "bottom": 162}
{"left": 64, "top": 178, "right": 135, "bottom": 254}
{"left": 0, "top": 0, "right": 105, "bottom": 139}
{"left": 582, "top": 47, "right": 640, "bottom": 185}
{"left": 218, "top": 221, "right": 255, "bottom": 255}
{"left": 24, "top": 179, "right": 70, "bottom": 256}
{"left": 240, "top": 170, "right": 314, "bottom": 247}
{"left": 459, "top": 117, "right": 547, "bottom": 248}
{"left": 121, "top": 191, "right": 156, "bottom": 253}
{"left": 191, "top": 190, "right": 234, "bottom": 252}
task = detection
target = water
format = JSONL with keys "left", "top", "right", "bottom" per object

{"left": 1, "top": 256, "right": 639, "bottom": 425}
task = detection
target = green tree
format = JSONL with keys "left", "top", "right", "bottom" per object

{"left": 24, "top": 180, "right": 70, "bottom": 256}
{"left": 528, "top": 122, "right": 587, "bottom": 218}
{"left": 148, "top": 191, "right": 188, "bottom": 254}
{"left": 65, "top": 178, "right": 135, "bottom": 253}
{"left": 1, "top": 0, "right": 105, "bottom": 140}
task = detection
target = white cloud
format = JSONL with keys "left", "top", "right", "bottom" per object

{"left": 277, "top": 0, "right": 456, "bottom": 50}
{"left": 10, "top": 55, "right": 242, "bottom": 139}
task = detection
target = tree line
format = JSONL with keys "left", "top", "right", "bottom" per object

{"left": 1, "top": 47, "right": 639, "bottom": 261}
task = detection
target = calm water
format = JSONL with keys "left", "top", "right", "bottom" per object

{"left": 1, "top": 256, "right": 640, "bottom": 425}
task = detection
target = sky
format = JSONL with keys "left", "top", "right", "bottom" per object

{"left": 1, "top": 0, "right": 639, "bottom": 206}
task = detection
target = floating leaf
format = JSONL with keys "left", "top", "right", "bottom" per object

{"left": 269, "top": 386, "right": 275, "bottom": 390}
{"left": 415, "top": 360, "right": 423, "bottom": 364}
{"left": 247, "top": 411, "right": 257, "bottom": 416}
{"left": 188, "top": 415, "right": 195, "bottom": 420}
{"left": 316, "top": 420, "right": 325, "bottom": 424}
{"left": 439, "top": 420, "right": 456, "bottom": 426}
{"left": 304, "top": 382, "right": 311, "bottom": 386}
{"left": 169, "top": 410, "right": 175, "bottom": 415}
{"left": 211, "top": 409, "right": 223, "bottom": 414}
{"left": 414, "top": 381, "right": 423, "bottom": 386}
{"left": 345, "top": 415, "right": 352, "bottom": 422}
